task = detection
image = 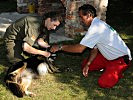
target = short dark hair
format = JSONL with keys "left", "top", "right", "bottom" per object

{"left": 43, "top": 11, "right": 63, "bottom": 23}
{"left": 78, "top": 4, "right": 97, "bottom": 17}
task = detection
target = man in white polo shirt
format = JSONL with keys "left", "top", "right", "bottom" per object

{"left": 50, "top": 4, "right": 132, "bottom": 88}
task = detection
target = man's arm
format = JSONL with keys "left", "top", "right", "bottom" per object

{"left": 50, "top": 44, "right": 87, "bottom": 53}
{"left": 82, "top": 47, "right": 98, "bottom": 77}
{"left": 37, "top": 38, "right": 50, "bottom": 48}
{"left": 23, "top": 42, "right": 50, "bottom": 57}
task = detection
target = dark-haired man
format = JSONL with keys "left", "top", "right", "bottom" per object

{"left": 4, "top": 12, "right": 63, "bottom": 65}
{"left": 50, "top": 4, "right": 132, "bottom": 88}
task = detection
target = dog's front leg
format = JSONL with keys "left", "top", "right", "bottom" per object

{"left": 25, "top": 91, "right": 36, "bottom": 97}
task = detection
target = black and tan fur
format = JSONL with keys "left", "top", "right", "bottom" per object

{"left": 4, "top": 55, "right": 60, "bottom": 97}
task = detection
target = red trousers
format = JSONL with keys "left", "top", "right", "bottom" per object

{"left": 82, "top": 53, "right": 130, "bottom": 88}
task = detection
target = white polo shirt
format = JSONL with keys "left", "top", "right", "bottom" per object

{"left": 80, "top": 17, "right": 132, "bottom": 60}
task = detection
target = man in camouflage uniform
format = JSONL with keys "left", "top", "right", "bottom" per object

{"left": 4, "top": 12, "right": 63, "bottom": 65}
{"left": 3, "top": 12, "right": 63, "bottom": 97}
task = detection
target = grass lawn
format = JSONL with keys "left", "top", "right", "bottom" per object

{"left": 0, "top": 0, "right": 133, "bottom": 100}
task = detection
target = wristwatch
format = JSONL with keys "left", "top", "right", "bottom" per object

{"left": 58, "top": 44, "right": 63, "bottom": 50}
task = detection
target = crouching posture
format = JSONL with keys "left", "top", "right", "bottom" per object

{"left": 3, "top": 11, "right": 63, "bottom": 66}
{"left": 4, "top": 55, "right": 59, "bottom": 97}
{"left": 50, "top": 4, "right": 132, "bottom": 88}
{"left": 3, "top": 11, "right": 63, "bottom": 97}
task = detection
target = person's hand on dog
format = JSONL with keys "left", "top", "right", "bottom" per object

{"left": 43, "top": 42, "right": 50, "bottom": 48}
{"left": 41, "top": 51, "right": 51, "bottom": 57}
{"left": 50, "top": 45, "right": 59, "bottom": 53}
{"left": 82, "top": 64, "right": 89, "bottom": 77}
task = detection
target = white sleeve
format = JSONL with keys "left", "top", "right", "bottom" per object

{"left": 80, "top": 25, "right": 101, "bottom": 48}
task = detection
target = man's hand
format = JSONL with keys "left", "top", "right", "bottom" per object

{"left": 41, "top": 51, "right": 51, "bottom": 57}
{"left": 82, "top": 64, "right": 89, "bottom": 77}
{"left": 23, "top": 42, "right": 51, "bottom": 57}
{"left": 50, "top": 45, "right": 59, "bottom": 53}
{"left": 82, "top": 48, "right": 98, "bottom": 77}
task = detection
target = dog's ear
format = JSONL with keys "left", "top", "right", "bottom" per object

{"left": 7, "top": 81, "right": 25, "bottom": 97}
{"left": 10, "top": 62, "right": 27, "bottom": 76}
{"left": 5, "top": 63, "right": 27, "bottom": 97}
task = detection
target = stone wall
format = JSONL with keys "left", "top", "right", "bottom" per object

{"left": 17, "top": 0, "right": 38, "bottom": 13}
{"left": 38, "top": 0, "right": 65, "bottom": 16}
{"left": 60, "top": 0, "right": 108, "bottom": 37}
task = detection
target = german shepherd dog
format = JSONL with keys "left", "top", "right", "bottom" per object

{"left": 4, "top": 54, "right": 59, "bottom": 98}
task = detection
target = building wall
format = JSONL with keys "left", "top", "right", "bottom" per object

{"left": 38, "top": 0, "right": 65, "bottom": 16}
{"left": 17, "top": 0, "right": 108, "bottom": 37}
{"left": 61, "top": 0, "right": 108, "bottom": 37}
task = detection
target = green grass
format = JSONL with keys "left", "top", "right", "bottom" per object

{"left": 0, "top": 37, "right": 133, "bottom": 100}
{"left": 0, "top": 0, "right": 133, "bottom": 99}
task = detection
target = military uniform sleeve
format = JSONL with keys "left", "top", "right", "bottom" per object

{"left": 22, "top": 16, "right": 42, "bottom": 46}
{"left": 23, "top": 26, "right": 39, "bottom": 46}
{"left": 37, "top": 28, "right": 49, "bottom": 43}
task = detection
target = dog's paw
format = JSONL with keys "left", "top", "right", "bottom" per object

{"left": 29, "top": 92, "right": 36, "bottom": 97}
{"left": 25, "top": 91, "right": 36, "bottom": 97}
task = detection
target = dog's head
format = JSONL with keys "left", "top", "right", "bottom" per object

{"left": 5, "top": 63, "right": 27, "bottom": 97}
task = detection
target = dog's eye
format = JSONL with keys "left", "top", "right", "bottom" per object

{"left": 10, "top": 73, "right": 17, "bottom": 77}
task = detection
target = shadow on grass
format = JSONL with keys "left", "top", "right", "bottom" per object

{"left": 0, "top": 38, "right": 11, "bottom": 90}
{"left": 53, "top": 50, "right": 132, "bottom": 99}
{"left": 0, "top": 70, "right": 7, "bottom": 87}
{"left": 53, "top": 28, "right": 133, "bottom": 99}
{"left": 0, "top": 0, "right": 132, "bottom": 99}
{"left": 0, "top": 37, "right": 132, "bottom": 99}
{"left": 0, "top": 67, "right": 8, "bottom": 94}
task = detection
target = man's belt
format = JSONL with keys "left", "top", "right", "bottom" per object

{"left": 122, "top": 55, "right": 130, "bottom": 65}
